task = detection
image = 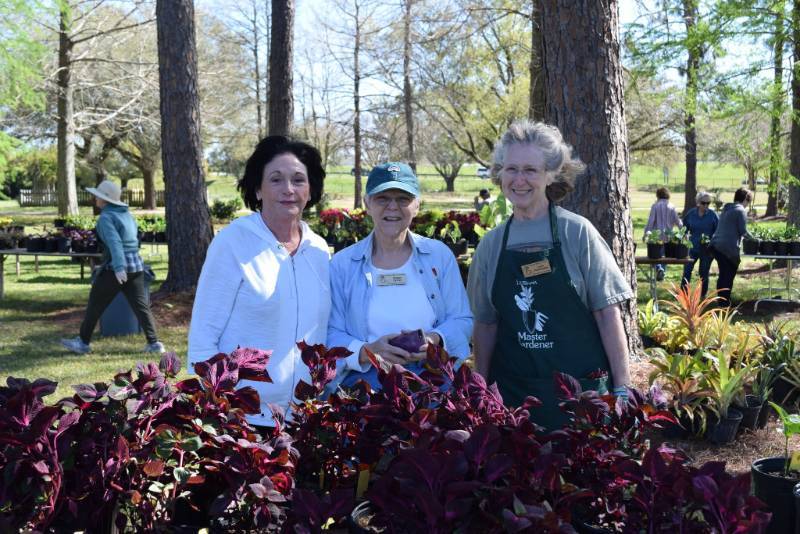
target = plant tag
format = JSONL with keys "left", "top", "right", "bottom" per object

{"left": 790, "top": 451, "right": 800, "bottom": 472}
{"left": 356, "top": 466, "right": 370, "bottom": 499}
{"left": 521, "top": 259, "right": 551, "bottom": 278}
{"left": 377, "top": 273, "right": 406, "bottom": 286}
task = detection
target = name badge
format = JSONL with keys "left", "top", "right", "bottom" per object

{"left": 377, "top": 273, "right": 407, "bottom": 286}
{"left": 521, "top": 259, "right": 551, "bottom": 278}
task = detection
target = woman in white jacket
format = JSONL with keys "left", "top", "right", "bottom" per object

{"left": 188, "top": 136, "right": 331, "bottom": 427}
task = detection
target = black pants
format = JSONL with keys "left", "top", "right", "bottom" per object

{"left": 712, "top": 249, "right": 739, "bottom": 307}
{"left": 80, "top": 270, "right": 158, "bottom": 344}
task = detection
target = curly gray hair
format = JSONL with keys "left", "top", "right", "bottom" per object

{"left": 491, "top": 120, "right": 585, "bottom": 202}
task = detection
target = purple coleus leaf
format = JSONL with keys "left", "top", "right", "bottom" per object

{"left": 158, "top": 352, "right": 181, "bottom": 377}
{"left": 463, "top": 424, "right": 501, "bottom": 468}
{"left": 553, "top": 372, "right": 582, "bottom": 400}
{"left": 230, "top": 347, "right": 273, "bottom": 382}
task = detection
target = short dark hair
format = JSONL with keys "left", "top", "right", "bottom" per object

{"left": 237, "top": 135, "right": 326, "bottom": 212}
{"left": 656, "top": 187, "right": 670, "bottom": 200}
{"left": 733, "top": 187, "right": 753, "bottom": 203}
{"left": 479, "top": 189, "right": 490, "bottom": 198}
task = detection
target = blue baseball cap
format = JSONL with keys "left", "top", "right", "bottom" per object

{"left": 365, "top": 162, "right": 420, "bottom": 197}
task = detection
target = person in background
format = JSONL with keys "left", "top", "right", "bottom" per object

{"left": 710, "top": 188, "right": 754, "bottom": 307}
{"left": 474, "top": 189, "right": 492, "bottom": 212}
{"left": 467, "top": 120, "right": 634, "bottom": 431}
{"left": 643, "top": 187, "right": 682, "bottom": 281}
{"left": 60, "top": 180, "right": 165, "bottom": 355}
{"left": 681, "top": 191, "right": 718, "bottom": 298}
{"left": 188, "top": 136, "right": 330, "bottom": 426}
{"left": 327, "top": 162, "right": 473, "bottom": 390}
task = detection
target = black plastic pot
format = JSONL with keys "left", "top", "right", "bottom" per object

{"left": 53, "top": 218, "right": 66, "bottom": 228}
{"left": 760, "top": 240, "right": 776, "bottom": 255}
{"left": 26, "top": 237, "right": 45, "bottom": 252}
{"left": 156, "top": 231, "right": 167, "bottom": 243}
{"left": 752, "top": 457, "right": 800, "bottom": 534}
{"left": 646, "top": 243, "right": 664, "bottom": 259}
{"left": 794, "top": 483, "right": 800, "bottom": 534}
{"left": 772, "top": 378, "right": 798, "bottom": 406}
{"left": 640, "top": 334, "right": 658, "bottom": 349}
{"left": 447, "top": 238, "right": 468, "bottom": 257}
{"left": 71, "top": 240, "right": 85, "bottom": 253}
{"left": 672, "top": 243, "right": 689, "bottom": 259}
{"left": 735, "top": 394, "right": 763, "bottom": 431}
{"left": 56, "top": 237, "right": 71, "bottom": 253}
{"left": 743, "top": 238, "right": 760, "bottom": 255}
{"left": 706, "top": 408, "right": 742, "bottom": 445}
{"left": 775, "top": 241, "right": 789, "bottom": 256}
{"left": 664, "top": 242, "right": 676, "bottom": 258}
{"left": 45, "top": 237, "right": 59, "bottom": 252}
{"left": 790, "top": 242, "right": 800, "bottom": 256}
{"left": 757, "top": 401, "right": 773, "bottom": 429}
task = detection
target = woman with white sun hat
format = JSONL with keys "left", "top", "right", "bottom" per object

{"left": 60, "top": 180, "right": 165, "bottom": 355}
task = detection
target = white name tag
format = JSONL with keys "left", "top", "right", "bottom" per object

{"left": 377, "top": 273, "right": 407, "bottom": 286}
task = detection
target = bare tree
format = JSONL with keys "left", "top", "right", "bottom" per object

{"left": 268, "top": 0, "right": 294, "bottom": 135}
{"left": 50, "top": 1, "right": 153, "bottom": 216}
{"left": 540, "top": 0, "right": 638, "bottom": 355}
{"left": 156, "top": 0, "right": 213, "bottom": 292}
{"left": 402, "top": 0, "right": 417, "bottom": 170}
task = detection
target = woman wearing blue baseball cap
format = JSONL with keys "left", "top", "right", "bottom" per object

{"left": 327, "top": 162, "right": 473, "bottom": 390}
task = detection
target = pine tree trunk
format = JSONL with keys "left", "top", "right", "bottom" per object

{"left": 767, "top": 0, "right": 785, "bottom": 217}
{"left": 540, "top": 0, "right": 639, "bottom": 355}
{"left": 268, "top": 0, "right": 294, "bottom": 136}
{"left": 403, "top": 0, "right": 416, "bottom": 171}
{"left": 682, "top": 0, "right": 699, "bottom": 214}
{"left": 57, "top": 6, "right": 79, "bottom": 217}
{"left": 143, "top": 165, "right": 156, "bottom": 209}
{"left": 790, "top": 0, "right": 800, "bottom": 226}
{"left": 353, "top": 2, "right": 363, "bottom": 209}
{"left": 528, "top": 4, "right": 545, "bottom": 121}
{"left": 156, "top": 0, "right": 213, "bottom": 292}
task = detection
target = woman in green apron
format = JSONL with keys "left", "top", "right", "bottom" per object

{"left": 467, "top": 121, "right": 634, "bottom": 431}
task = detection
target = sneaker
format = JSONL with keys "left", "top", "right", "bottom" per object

{"left": 61, "top": 336, "right": 91, "bottom": 354}
{"left": 656, "top": 269, "right": 665, "bottom": 282}
{"left": 144, "top": 341, "right": 166, "bottom": 354}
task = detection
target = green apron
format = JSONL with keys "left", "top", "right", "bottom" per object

{"left": 489, "top": 203, "right": 610, "bottom": 431}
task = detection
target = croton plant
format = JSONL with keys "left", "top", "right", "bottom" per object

{"left": 0, "top": 344, "right": 772, "bottom": 532}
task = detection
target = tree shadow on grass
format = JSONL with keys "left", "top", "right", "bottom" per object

{"left": 0, "top": 295, "right": 83, "bottom": 316}
{"left": 22, "top": 275, "right": 88, "bottom": 285}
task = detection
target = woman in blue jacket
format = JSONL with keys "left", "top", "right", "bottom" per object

{"left": 681, "top": 191, "right": 719, "bottom": 298}
{"left": 61, "top": 181, "right": 164, "bottom": 354}
{"left": 327, "top": 162, "right": 473, "bottom": 390}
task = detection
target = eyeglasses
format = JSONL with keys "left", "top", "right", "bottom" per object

{"left": 371, "top": 195, "right": 414, "bottom": 207}
{"left": 700, "top": 201, "right": 710, "bottom": 205}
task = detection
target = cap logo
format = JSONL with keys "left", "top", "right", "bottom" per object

{"left": 387, "top": 164, "right": 400, "bottom": 179}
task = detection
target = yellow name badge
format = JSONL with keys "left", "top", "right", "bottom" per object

{"left": 377, "top": 273, "right": 407, "bottom": 286}
{"left": 521, "top": 259, "right": 551, "bottom": 278}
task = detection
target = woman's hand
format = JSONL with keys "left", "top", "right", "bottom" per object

{"left": 359, "top": 334, "right": 412, "bottom": 368}
{"left": 409, "top": 331, "right": 441, "bottom": 361}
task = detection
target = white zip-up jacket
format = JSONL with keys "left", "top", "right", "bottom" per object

{"left": 188, "top": 212, "right": 331, "bottom": 426}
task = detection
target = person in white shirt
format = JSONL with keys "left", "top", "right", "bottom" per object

{"left": 327, "top": 162, "right": 473, "bottom": 391}
{"left": 188, "top": 136, "right": 331, "bottom": 427}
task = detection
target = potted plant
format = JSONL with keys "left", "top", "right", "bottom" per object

{"left": 786, "top": 225, "right": 800, "bottom": 256}
{"left": 752, "top": 402, "right": 800, "bottom": 533}
{"left": 743, "top": 225, "right": 761, "bottom": 255}
{"left": 648, "top": 347, "right": 712, "bottom": 438}
{"left": 759, "top": 227, "right": 778, "bottom": 256}
{"left": 637, "top": 299, "right": 666, "bottom": 348}
{"left": 438, "top": 220, "right": 467, "bottom": 256}
{"left": 645, "top": 230, "right": 665, "bottom": 259}
{"left": 699, "top": 233, "right": 712, "bottom": 255}
{"left": 702, "top": 348, "right": 756, "bottom": 445}
{"left": 775, "top": 229, "right": 789, "bottom": 256}
{"left": 750, "top": 363, "right": 786, "bottom": 429}
{"left": 669, "top": 228, "right": 690, "bottom": 259}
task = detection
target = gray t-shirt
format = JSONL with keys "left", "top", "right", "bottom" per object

{"left": 467, "top": 206, "right": 634, "bottom": 323}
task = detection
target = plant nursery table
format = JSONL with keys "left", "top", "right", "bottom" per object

{"left": 741, "top": 253, "right": 800, "bottom": 311}
{"left": 0, "top": 249, "right": 103, "bottom": 299}
{"left": 635, "top": 256, "right": 694, "bottom": 312}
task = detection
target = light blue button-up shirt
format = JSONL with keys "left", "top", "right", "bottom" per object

{"left": 327, "top": 231, "right": 473, "bottom": 388}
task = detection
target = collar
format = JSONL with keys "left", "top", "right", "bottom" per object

{"left": 349, "top": 230, "right": 432, "bottom": 261}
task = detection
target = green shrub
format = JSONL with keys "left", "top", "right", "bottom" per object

{"left": 210, "top": 197, "right": 243, "bottom": 221}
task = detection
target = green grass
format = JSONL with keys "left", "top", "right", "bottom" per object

{"left": 0, "top": 248, "right": 191, "bottom": 400}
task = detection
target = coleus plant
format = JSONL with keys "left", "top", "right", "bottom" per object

{"left": 0, "top": 349, "right": 299, "bottom": 532}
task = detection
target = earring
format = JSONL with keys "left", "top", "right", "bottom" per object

{"left": 256, "top": 193, "right": 262, "bottom": 201}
